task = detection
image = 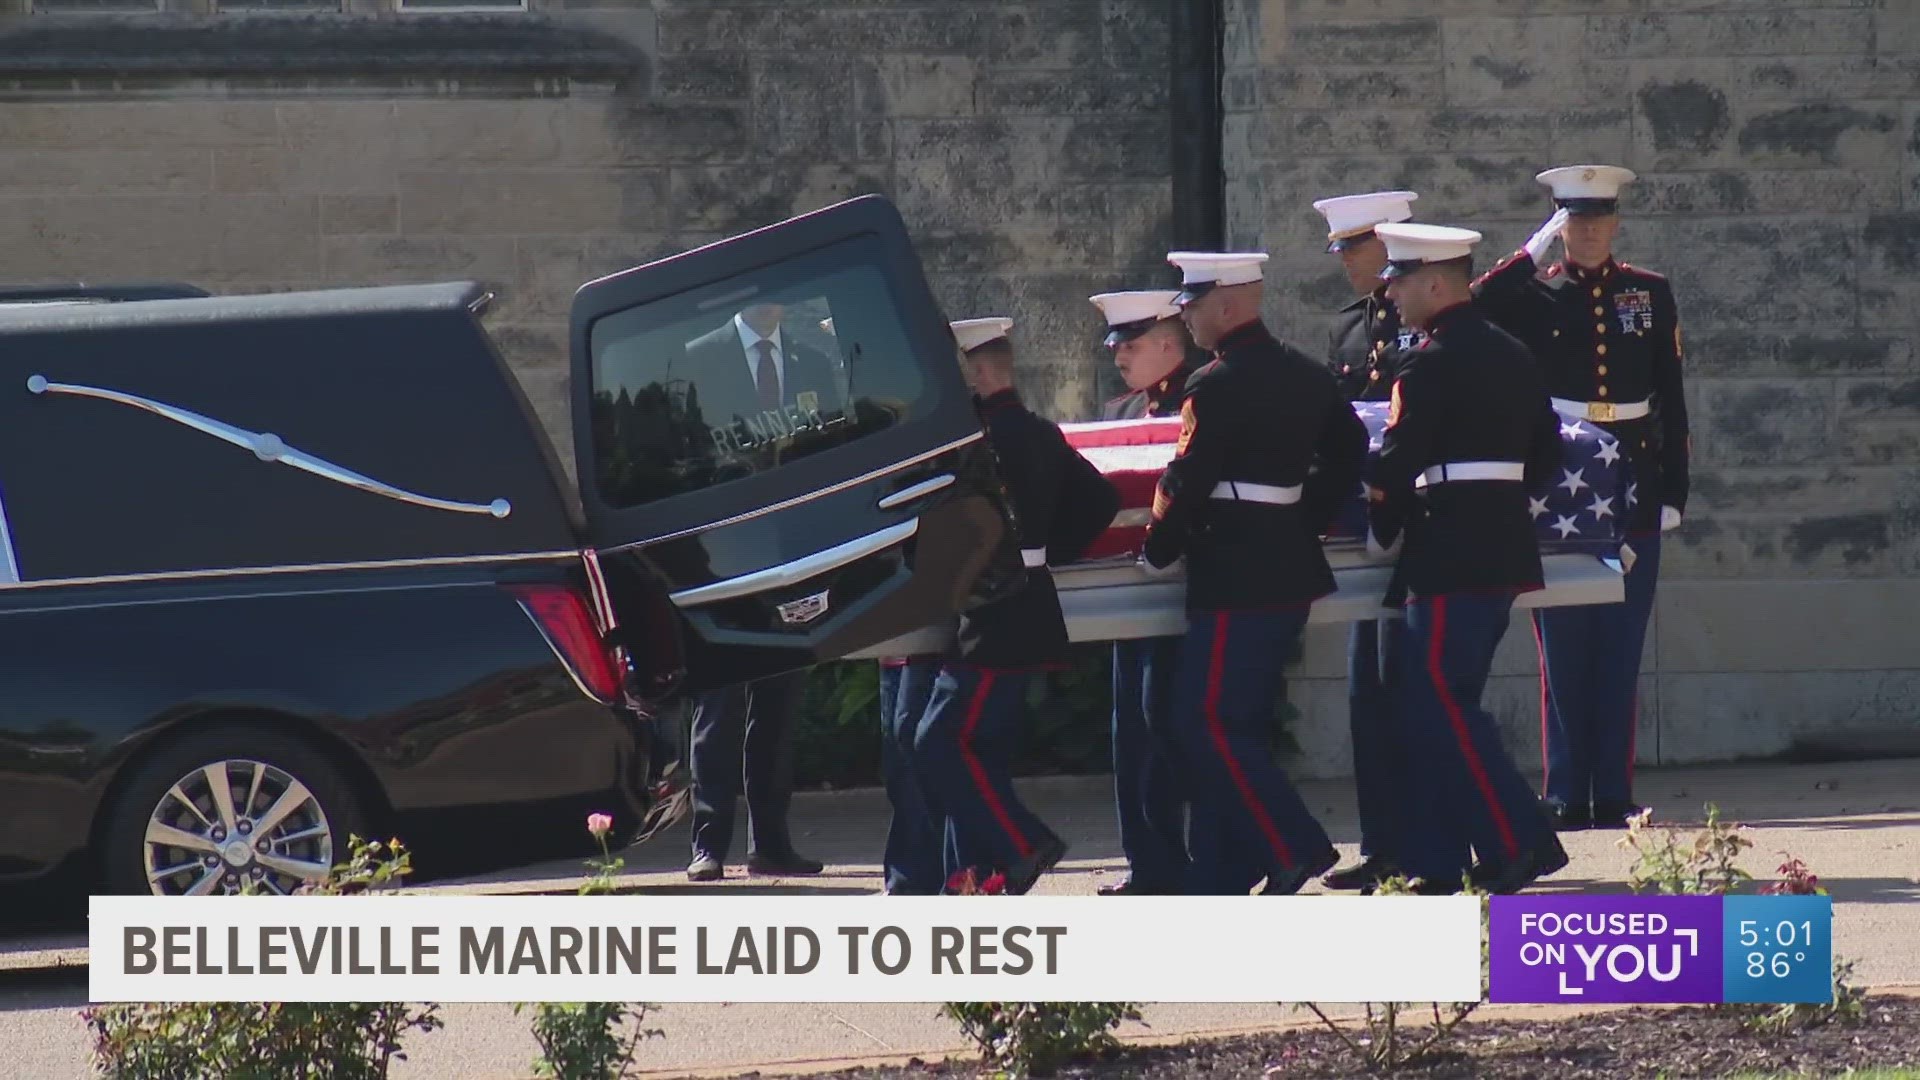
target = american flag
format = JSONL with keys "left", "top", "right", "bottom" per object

{"left": 1059, "top": 401, "right": 1630, "bottom": 564}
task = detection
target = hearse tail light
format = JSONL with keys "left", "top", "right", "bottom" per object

{"left": 508, "top": 584, "right": 623, "bottom": 704}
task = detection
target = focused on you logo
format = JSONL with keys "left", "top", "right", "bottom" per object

{"left": 1489, "top": 895, "right": 1834, "bottom": 1005}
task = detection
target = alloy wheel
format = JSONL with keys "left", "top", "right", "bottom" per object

{"left": 141, "top": 758, "right": 335, "bottom": 896}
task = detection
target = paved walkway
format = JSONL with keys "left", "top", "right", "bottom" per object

{"left": 2, "top": 758, "right": 1916, "bottom": 1078}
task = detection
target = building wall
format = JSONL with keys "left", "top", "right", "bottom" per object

{"left": 1224, "top": 0, "right": 1920, "bottom": 777}
{"left": 0, "top": 0, "right": 1175, "bottom": 463}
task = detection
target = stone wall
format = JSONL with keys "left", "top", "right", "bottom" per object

{"left": 1224, "top": 0, "right": 1920, "bottom": 776}
{"left": 0, "top": 0, "right": 1175, "bottom": 453}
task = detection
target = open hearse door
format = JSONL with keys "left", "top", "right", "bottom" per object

{"left": 570, "top": 195, "right": 1017, "bottom": 692}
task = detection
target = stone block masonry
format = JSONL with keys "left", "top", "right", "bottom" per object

{"left": 1227, "top": 0, "right": 1920, "bottom": 775}
{"left": 0, "top": 0, "right": 1913, "bottom": 776}
{"left": 0, "top": 0, "right": 1177, "bottom": 447}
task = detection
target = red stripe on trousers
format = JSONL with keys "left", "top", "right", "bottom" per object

{"left": 957, "top": 669, "right": 1032, "bottom": 860}
{"left": 1202, "top": 612, "right": 1294, "bottom": 869}
{"left": 1426, "top": 597, "right": 1520, "bottom": 860}
{"left": 1531, "top": 617, "right": 1549, "bottom": 794}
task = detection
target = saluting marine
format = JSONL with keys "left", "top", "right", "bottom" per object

{"left": 910, "top": 317, "right": 1115, "bottom": 895}
{"left": 1473, "top": 165, "right": 1690, "bottom": 832}
{"left": 1088, "top": 290, "right": 1201, "bottom": 896}
{"left": 1141, "top": 251, "right": 1367, "bottom": 896}
{"left": 1369, "top": 222, "right": 1569, "bottom": 895}
{"left": 1310, "top": 189, "right": 1422, "bottom": 894}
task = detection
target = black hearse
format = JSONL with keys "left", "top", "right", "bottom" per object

{"left": 0, "top": 196, "right": 1019, "bottom": 897}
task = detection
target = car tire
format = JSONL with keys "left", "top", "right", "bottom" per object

{"left": 100, "top": 724, "right": 369, "bottom": 897}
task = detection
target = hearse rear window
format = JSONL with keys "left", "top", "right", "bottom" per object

{"left": 587, "top": 235, "right": 933, "bottom": 511}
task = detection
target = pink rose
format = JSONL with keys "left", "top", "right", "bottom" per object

{"left": 586, "top": 812, "right": 614, "bottom": 837}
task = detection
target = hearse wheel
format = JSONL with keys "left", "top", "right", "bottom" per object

{"left": 103, "top": 727, "right": 367, "bottom": 897}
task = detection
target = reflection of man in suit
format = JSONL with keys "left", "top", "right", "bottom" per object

{"left": 684, "top": 305, "right": 842, "bottom": 455}
{"left": 683, "top": 303, "right": 834, "bottom": 882}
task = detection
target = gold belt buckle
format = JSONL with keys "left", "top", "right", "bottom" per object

{"left": 1587, "top": 401, "right": 1616, "bottom": 422}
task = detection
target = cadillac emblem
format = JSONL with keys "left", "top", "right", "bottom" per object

{"left": 777, "top": 590, "right": 831, "bottom": 625}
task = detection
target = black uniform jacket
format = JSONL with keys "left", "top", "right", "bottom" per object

{"left": 1328, "top": 287, "right": 1418, "bottom": 402}
{"left": 1101, "top": 354, "right": 1204, "bottom": 420}
{"left": 1143, "top": 320, "right": 1369, "bottom": 612}
{"left": 1369, "top": 303, "right": 1564, "bottom": 600}
{"left": 1473, "top": 250, "right": 1690, "bottom": 534}
{"left": 956, "top": 388, "right": 1115, "bottom": 668}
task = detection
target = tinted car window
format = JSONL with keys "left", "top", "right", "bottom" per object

{"left": 587, "top": 234, "right": 933, "bottom": 511}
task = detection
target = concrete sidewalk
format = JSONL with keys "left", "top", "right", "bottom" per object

{"left": 2, "top": 758, "right": 1916, "bottom": 1078}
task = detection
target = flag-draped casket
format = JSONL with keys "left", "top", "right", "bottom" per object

{"left": 1058, "top": 400, "right": 1632, "bottom": 565}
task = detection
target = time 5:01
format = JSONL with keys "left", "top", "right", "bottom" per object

{"left": 1739, "top": 919, "right": 1814, "bottom": 947}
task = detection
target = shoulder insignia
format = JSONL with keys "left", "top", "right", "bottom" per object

{"left": 1175, "top": 396, "right": 1197, "bottom": 455}
{"left": 1387, "top": 380, "right": 1403, "bottom": 428}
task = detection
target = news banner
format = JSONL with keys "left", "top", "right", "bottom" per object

{"left": 87, "top": 894, "right": 1833, "bottom": 1006}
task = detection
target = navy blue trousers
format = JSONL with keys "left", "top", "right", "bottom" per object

{"left": 1396, "top": 594, "right": 1554, "bottom": 885}
{"left": 912, "top": 663, "right": 1062, "bottom": 888}
{"left": 1346, "top": 617, "right": 1409, "bottom": 861}
{"left": 1536, "top": 534, "right": 1661, "bottom": 812}
{"left": 1111, "top": 636, "right": 1190, "bottom": 892}
{"left": 879, "top": 659, "right": 944, "bottom": 895}
{"left": 1170, "top": 609, "right": 1334, "bottom": 892}
{"left": 688, "top": 670, "right": 805, "bottom": 862}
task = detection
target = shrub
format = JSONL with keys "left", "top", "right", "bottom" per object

{"left": 1620, "top": 803, "right": 1754, "bottom": 895}
{"left": 1738, "top": 853, "right": 1867, "bottom": 1034}
{"left": 82, "top": 836, "right": 442, "bottom": 1080}
{"left": 1297, "top": 873, "right": 1490, "bottom": 1071}
{"left": 515, "top": 814, "right": 664, "bottom": 1079}
{"left": 937, "top": 866, "right": 1139, "bottom": 1077}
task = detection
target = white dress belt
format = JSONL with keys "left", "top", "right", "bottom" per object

{"left": 1551, "top": 396, "right": 1650, "bottom": 422}
{"left": 1209, "top": 480, "right": 1303, "bottom": 505}
{"left": 1020, "top": 547, "right": 1048, "bottom": 568}
{"left": 1415, "top": 461, "right": 1527, "bottom": 488}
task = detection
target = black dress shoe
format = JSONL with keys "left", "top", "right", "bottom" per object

{"left": 1589, "top": 801, "right": 1649, "bottom": 829}
{"left": 1004, "top": 836, "right": 1068, "bottom": 895}
{"left": 687, "top": 853, "right": 723, "bottom": 882}
{"left": 1260, "top": 848, "right": 1341, "bottom": 896}
{"left": 1542, "top": 800, "right": 1590, "bottom": 831}
{"left": 747, "top": 850, "right": 825, "bottom": 876}
{"left": 1322, "top": 855, "right": 1396, "bottom": 891}
{"left": 1470, "top": 835, "right": 1570, "bottom": 895}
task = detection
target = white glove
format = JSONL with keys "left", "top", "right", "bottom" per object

{"left": 1660, "top": 506, "right": 1682, "bottom": 532}
{"left": 1364, "top": 530, "right": 1403, "bottom": 563}
{"left": 1523, "top": 208, "right": 1570, "bottom": 264}
{"left": 1137, "top": 553, "right": 1183, "bottom": 579}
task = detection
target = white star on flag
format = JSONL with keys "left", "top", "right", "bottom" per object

{"left": 1595, "top": 439, "right": 1621, "bottom": 466}
{"left": 1558, "top": 467, "right": 1589, "bottom": 496}
{"left": 1560, "top": 420, "right": 1588, "bottom": 440}
{"left": 1627, "top": 481, "right": 1638, "bottom": 507}
{"left": 1529, "top": 495, "right": 1550, "bottom": 520}
{"left": 1552, "top": 514, "right": 1581, "bottom": 538}
{"left": 1588, "top": 495, "right": 1614, "bottom": 520}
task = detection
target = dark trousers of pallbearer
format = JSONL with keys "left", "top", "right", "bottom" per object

{"left": 878, "top": 658, "right": 944, "bottom": 895}
{"left": 1347, "top": 617, "right": 1409, "bottom": 866}
{"left": 1535, "top": 533, "right": 1661, "bottom": 827}
{"left": 1395, "top": 594, "right": 1557, "bottom": 888}
{"left": 1110, "top": 636, "right": 1191, "bottom": 893}
{"left": 911, "top": 662, "right": 1066, "bottom": 894}
{"left": 1168, "top": 608, "right": 1337, "bottom": 894}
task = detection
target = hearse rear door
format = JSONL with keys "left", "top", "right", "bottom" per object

{"left": 569, "top": 195, "right": 1013, "bottom": 691}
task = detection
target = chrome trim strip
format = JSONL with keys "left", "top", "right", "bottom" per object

{"left": 27, "top": 375, "right": 513, "bottom": 519}
{"left": 876, "top": 473, "right": 956, "bottom": 509}
{"left": 0, "top": 549, "right": 580, "bottom": 593}
{"left": 610, "top": 430, "right": 984, "bottom": 551}
{"left": 669, "top": 518, "right": 919, "bottom": 608}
